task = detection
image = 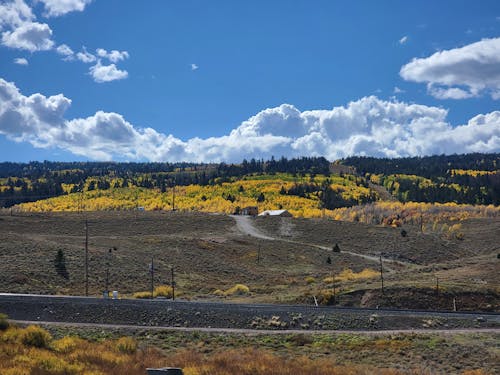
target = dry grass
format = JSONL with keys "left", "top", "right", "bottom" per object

{"left": 0, "top": 324, "right": 467, "bottom": 375}
{"left": 2, "top": 322, "right": 498, "bottom": 375}
{"left": 0, "top": 211, "right": 498, "bottom": 309}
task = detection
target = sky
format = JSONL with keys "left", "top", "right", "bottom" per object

{"left": 0, "top": 0, "right": 499, "bottom": 163}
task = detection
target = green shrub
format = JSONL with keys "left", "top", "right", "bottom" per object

{"left": 305, "top": 276, "right": 316, "bottom": 284}
{"left": 20, "top": 325, "right": 52, "bottom": 348}
{"left": 0, "top": 313, "right": 9, "bottom": 330}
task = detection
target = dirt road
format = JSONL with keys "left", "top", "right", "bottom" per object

{"left": 231, "top": 215, "right": 411, "bottom": 270}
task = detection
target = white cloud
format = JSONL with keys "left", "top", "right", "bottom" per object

{"left": 0, "top": 0, "right": 34, "bottom": 31}
{"left": 393, "top": 86, "right": 404, "bottom": 94}
{"left": 1, "top": 78, "right": 499, "bottom": 162}
{"left": 13, "top": 57, "right": 28, "bottom": 65}
{"left": 89, "top": 61, "right": 128, "bottom": 83}
{"left": 56, "top": 43, "right": 73, "bottom": 57}
{"left": 400, "top": 37, "right": 500, "bottom": 100}
{"left": 1, "top": 21, "right": 54, "bottom": 51}
{"left": 36, "top": 0, "right": 93, "bottom": 17}
{"left": 191, "top": 63, "right": 199, "bottom": 70}
{"left": 96, "top": 48, "right": 129, "bottom": 63}
{"left": 76, "top": 47, "right": 95, "bottom": 63}
{"left": 399, "top": 36, "right": 408, "bottom": 44}
{"left": 427, "top": 85, "right": 475, "bottom": 100}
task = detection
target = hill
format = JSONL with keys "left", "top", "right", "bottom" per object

{"left": 0, "top": 211, "right": 498, "bottom": 311}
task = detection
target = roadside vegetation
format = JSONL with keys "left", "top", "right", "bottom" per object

{"left": 0, "top": 319, "right": 496, "bottom": 374}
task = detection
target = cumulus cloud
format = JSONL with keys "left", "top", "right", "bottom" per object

{"left": 13, "top": 57, "right": 28, "bottom": 65}
{"left": 96, "top": 48, "right": 129, "bottom": 63}
{"left": 75, "top": 47, "right": 95, "bottom": 63}
{"left": 36, "top": 0, "right": 93, "bottom": 17}
{"left": 191, "top": 63, "right": 199, "bottom": 70}
{"left": 0, "top": 0, "right": 34, "bottom": 31}
{"left": 399, "top": 36, "right": 408, "bottom": 44}
{"left": 89, "top": 61, "right": 128, "bottom": 83}
{"left": 400, "top": 38, "right": 500, "bottom": 100}
{"left": 1, "top": 21, "right": 54, "bottom": 51}
{"left": 0, "top": 78, "right": 499, "bottom": 162}
{"left": 56, "top": 43, "right": 73, "bottom": 57}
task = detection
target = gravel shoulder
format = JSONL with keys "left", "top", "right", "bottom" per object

{"left": 1, "top": 294, "right": 498, "bottom": 331}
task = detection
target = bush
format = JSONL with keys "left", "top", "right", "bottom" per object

{"left": 133, "top": 285, "right": 174, "bottom": 299}
{"left": 54, "top": 249, "right": 69, "bottom": 279}
{"left": 154, "top": 285, "right": 173, "bottom": 298}
{"left": 0, "top": 313, "right": 9, "bottom": 330}
{"left": 20, "top": 325, "right": 52, "bottom": 348}
{"left": 224, "top": 284, "right": 250, "bottom": 296}
{"left": 115, "top": 336, "right": 137, "bottom": 354}
{"left": 52, "top": 336, "right": 83, "bottom": 353}
{"left": 133, "top": 291, "right": 152, "bottom": 299}
{"left": 305, "top": 276, "right": 316, "bottom": 284}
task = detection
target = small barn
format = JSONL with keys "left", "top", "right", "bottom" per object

{"left": 241, "top": 206, "right": 259, "bottom": 216}
{"left": 258, "top": 209, "right": 293, "bottom": 217}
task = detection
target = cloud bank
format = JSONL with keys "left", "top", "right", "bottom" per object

{"left": 0, "top": 78, "right": 499, "bottom": 162}
{"left": 400, "top": 38, "right": 500, "bottom": 100}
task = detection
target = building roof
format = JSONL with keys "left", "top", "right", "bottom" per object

{"left": 258, "top": 209, "right": 290, "bottom": 216}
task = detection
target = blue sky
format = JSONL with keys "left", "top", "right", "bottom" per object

{"left": 0, "top": 0, "right": 499, "bottom": 162}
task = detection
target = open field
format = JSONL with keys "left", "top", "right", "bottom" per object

{"left": 1, "top": 319, "right": 499, "bottom": 375}
{"left": 0, "top": 211, "right": 498, "bottom": 311}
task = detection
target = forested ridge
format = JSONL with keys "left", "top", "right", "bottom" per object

{"left": 0, "top": 154, "right": 498, "bottom": 208}
{"left": 340, "top": 153, "right": 499, "bottom": 205}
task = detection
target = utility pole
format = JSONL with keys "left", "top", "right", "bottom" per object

{"left": 332, "top": 273, "right": 336, "bottom": 305}
{"left": 379, "top": 254, "right": 385, "bottom": 295}
{"left": 85, "top": 219, "right": 89, "bottom": 296}
{"left": 171, "top": 267, "right": 175, "bottom": 301}
{"left": 150, "top": 256, "right": 154, "bottom": 299}
{"left": 104, "top": 247, "right": 116, "bottom": 298}
{"left": 172, "top": 178, "right": 176, "bottom": 211}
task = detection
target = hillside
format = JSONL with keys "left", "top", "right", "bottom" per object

{"left": 1, "top": 154, "right": 498, "bottom": 212}
{"left": 0, "top": 211, "right": 498, "bottom": 311}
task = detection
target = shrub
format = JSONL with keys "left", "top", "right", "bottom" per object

{"left": 54, "top": 249, "right": 69, "bottom": 279}
{"left": 52, "top": 336, "right": 83, "bottom": 353}
{"left": 115, "top": 336, "right": 137, "bottom": 354}
{"left": 133, "top": 291, "right": 152, "bottom": 299}
{"left": 0, "top": 313, "right": 9, "bottom": 330}
{"left": 224, "top": 284, "right": 250, "bottom": 296}
{"left": 332, "top": 243, "right": 340, "bottom": 252}
{"left": 133, "top": 285, "right": 174, "bottom": 299}
{"left": 212, "top": 289, "right": 224, "bottom": 296}
{"left": 154, "top": 285, "right": 173, "bottom": 298}
{"left": 305, "top": 276, "right": 316, "bottom": 284}
{"left": 20, "top": 325, "right": 52, "bottom": 348}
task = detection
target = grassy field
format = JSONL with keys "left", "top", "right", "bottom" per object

{"left": 0, "top": 210, "right": 498, "bottom": 310}
{"left": 0, "top": 319, "right": 498, "bottom": 374}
